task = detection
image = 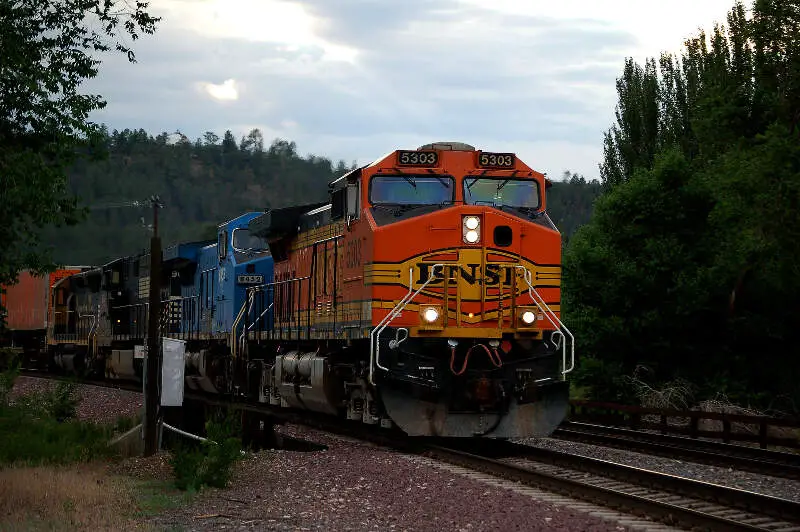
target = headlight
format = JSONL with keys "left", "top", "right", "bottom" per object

{"left": 462, "top": 215, "right": 481, "bottom": 244}
{"left": 423, "top": 307, "right": 439, "bottom": 323}
{"left": 521, "top": 311, "right": 536, "bottom": 324}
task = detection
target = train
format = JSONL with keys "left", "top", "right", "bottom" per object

{"left": 0, "top": 141, "right": 574, "bottom": 438}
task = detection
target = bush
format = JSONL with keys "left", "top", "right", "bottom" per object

{"left": 0, "top": 369, "right": 113, "bottom": 466}
{"left": 168, "top": 412, "right": 243, "bottom": 492}
{"left": 0, "top": 365, "right": 20, "bottom": 408}
{"left": 0, "top": 348, "right": 22, "bottom": 373}
{"left": 14, "top": 380, "right": 79, "bottom": 422}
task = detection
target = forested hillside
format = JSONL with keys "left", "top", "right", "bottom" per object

{"left": 42, "top": 129, "right": 601, "bottom": 265}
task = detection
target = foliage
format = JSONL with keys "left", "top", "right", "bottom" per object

{"left": 14, "top": 380, "right": 80, "bottom": 422}
{"left": 0, "top": 363, "right": 19, "bottom": 408}
{"left": 0, "top": 369, "right": 114, "bottom": 466}
{"left": 168, "top": 411, "right": 244, "bottom": 492}
{"left": 0, "top": 0, "right": 159, "bottom": 302}
{"left": 547, "top": 171, "right": 603, "bottom": 245}
{"left": 33, "top": 132, "right": 600, "bottom": 265}
{"left": 568, "top": 0, "right": 800, "bottom": 412}
{"left": 38, "top": 130, "right": 360, "bottom": 265}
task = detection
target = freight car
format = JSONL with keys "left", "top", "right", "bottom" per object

{"left": 0, "top": 267, "right": 92, "bottom": 368}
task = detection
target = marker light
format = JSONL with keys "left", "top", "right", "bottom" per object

{"left": 521, "top": 311, "right": 536, "bottom": 324}
{"left": 465, "top": 230, "right": 479, "bottom": 243}
{"left": 464, "top": 216, "right": 480, "bottom": 230}
{"left": 423, "top": 307, "right": 440, "bottom": 323}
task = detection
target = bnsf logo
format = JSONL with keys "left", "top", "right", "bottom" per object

{"left": 416, "top": 263, "right": 514, "bottom": 287}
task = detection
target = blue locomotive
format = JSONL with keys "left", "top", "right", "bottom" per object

{"left": 45, "top": 212, "right": 274, "bottom": 388}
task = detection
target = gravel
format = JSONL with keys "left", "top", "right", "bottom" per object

{"left": 513, "top": 436, "right": 800, "bottom": 502}
{"left": 10, "top": 376, "right": 799, "bottom": 530}
{"left": 143, "top": 424, "right": 631, "bottom": 532}
{"left": 9, "top": 376, "right": 143, "bottom": 425}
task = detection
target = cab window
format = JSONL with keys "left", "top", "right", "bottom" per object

{"left": 369, "top": 175, "right": 454, "bottom": 205}
{"left": 463, "top": 178, "right": 541, "bottom": 210}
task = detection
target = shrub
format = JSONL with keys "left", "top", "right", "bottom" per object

{"left": 0, "top": 405, "right": 115, "bottom": 466}
{"left": 0, "top": 365, "right": 20, "bottom": 409}
{"left": 13, "top": 380, "right": 79, "bottom": 422}
{"left": 0, "top": 370, "right": 113, "bottom": 466}
{"left": 168, "top": 412, "right": 243, "bottom": 492}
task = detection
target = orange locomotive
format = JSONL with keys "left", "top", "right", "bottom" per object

{"left": 239, "top": 141, "right": 574, "bottom": 438}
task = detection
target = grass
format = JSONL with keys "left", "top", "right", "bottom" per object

{"left": 0, "top": 462, "right": 134, "bottom": 531}
{"left": 128, "top": 478, "right": 197, "bottom": 519}
{"left": 0, "top": 465, "right": 196, "bottom": 531}
{"left": 0, "top": 365, "right": 201, "bottom": 530}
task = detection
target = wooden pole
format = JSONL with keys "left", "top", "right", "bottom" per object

{"left": 144, "top": 196, "right": 162, "bottom": 456}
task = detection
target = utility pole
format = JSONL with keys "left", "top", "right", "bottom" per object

{"left": 144, "top": 195, "right": 163, "bottom": 456}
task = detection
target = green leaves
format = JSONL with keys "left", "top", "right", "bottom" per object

{"left": 569, "top": 0, "right": 800, "bottom": 412}
{"left": 0, "top": 1, "right": 159, "bottom": 288}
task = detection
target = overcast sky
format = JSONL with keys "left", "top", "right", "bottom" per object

{"left": 85, "top": 0, "right": 738, "bottom": 180}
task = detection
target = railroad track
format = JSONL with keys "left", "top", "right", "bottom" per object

{"left": 553, "top": 421, "right": 800, "bottom": 481}
{"left": 433, "top": 438, "right": 800, "bottom": 532}
{"left": 14, "top": 371, "right": 800, "bottom": 531}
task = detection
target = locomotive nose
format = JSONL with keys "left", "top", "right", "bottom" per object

{"left": 458, "top": 207, "right": 523, "bottom": 253}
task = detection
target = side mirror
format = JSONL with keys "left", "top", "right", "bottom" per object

{"left": 346, "top": 183, "right": 359, "bottom": 220}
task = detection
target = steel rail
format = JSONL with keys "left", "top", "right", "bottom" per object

{"left": 553, "top": 421, "right": 800, "bottom": 481}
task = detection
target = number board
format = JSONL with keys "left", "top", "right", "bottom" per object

{"left": 477, "top": 152, "right": 515, "bottom": 169}
{"left": 236, "top": 274, "right": 263, "bottom": 285}
{"left": 397, "top": 150, "right": 439, "bottom": 167}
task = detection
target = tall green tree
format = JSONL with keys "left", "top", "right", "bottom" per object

{"left": 0, "top": 0, "right": 159, "bottom": 295}
{"left": 567, "top": 0, "right": 800, "bottom": 412}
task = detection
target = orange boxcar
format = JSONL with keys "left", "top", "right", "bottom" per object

{"left": 1, "top": 267, "right": 89, "bottom": 345}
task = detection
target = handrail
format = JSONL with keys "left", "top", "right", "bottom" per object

{"left": 230, "top": 290, "right": 254, "bottom": 360}
{"left": 515, "top": 265, "right": 575, "bottom": 375}
{"left": 369, "top": 263, "right": 444, "bottom": 385}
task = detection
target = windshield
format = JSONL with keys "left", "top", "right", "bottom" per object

{"left": 463, "top": 178, "right": 541, "bottom": 210}
{"left": 232, "top": 228, "right": 269, "bottom": 252}
{"left": 370, "top": 175, "right": 454, "bottom": 205}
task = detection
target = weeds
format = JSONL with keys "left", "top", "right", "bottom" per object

{"left": 620, "top": 365, "right": 696, "bottom": 410}
{"left": 168, "top": 412, "right": 244, "bottom": 492}
{"left": 14, "top": 379, "right": 80, "bottom": 422}
{"left": 0, "top": 463, "right": 135, "bottom": 530}
{"left": 0, "top": 367, "right": 115, "bottom": 467}
{"left": 0, "top": 362, "right": 19, "bottom": 408}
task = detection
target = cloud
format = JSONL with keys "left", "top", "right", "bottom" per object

{"left": 81, "top": 0, "right": 739, "bottom": 180}
{"left": 201, "top": 79, "right": 240, "bottom": 101}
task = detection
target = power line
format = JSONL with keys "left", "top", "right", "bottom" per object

{"left": 87, "top": 199, "right": 151, "bottom": 210}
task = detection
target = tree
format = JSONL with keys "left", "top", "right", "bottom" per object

{"left": 567, "top": 0, "right": 800, "bottom": 411}
{"left": 0, "top": 0, "right": 160, "bottom": 298}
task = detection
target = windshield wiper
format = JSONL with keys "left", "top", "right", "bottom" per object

{"left": 496, "top": 179, "right": 510, "bottom": 192}
{"left": 509, "top": 205, "right": 545, "bottom": 218}
{"left": 430, "top": 174, "right": 449, "bottom": 188}
{"left": 401, "top": 175, "right": 417, "bottom": 188}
